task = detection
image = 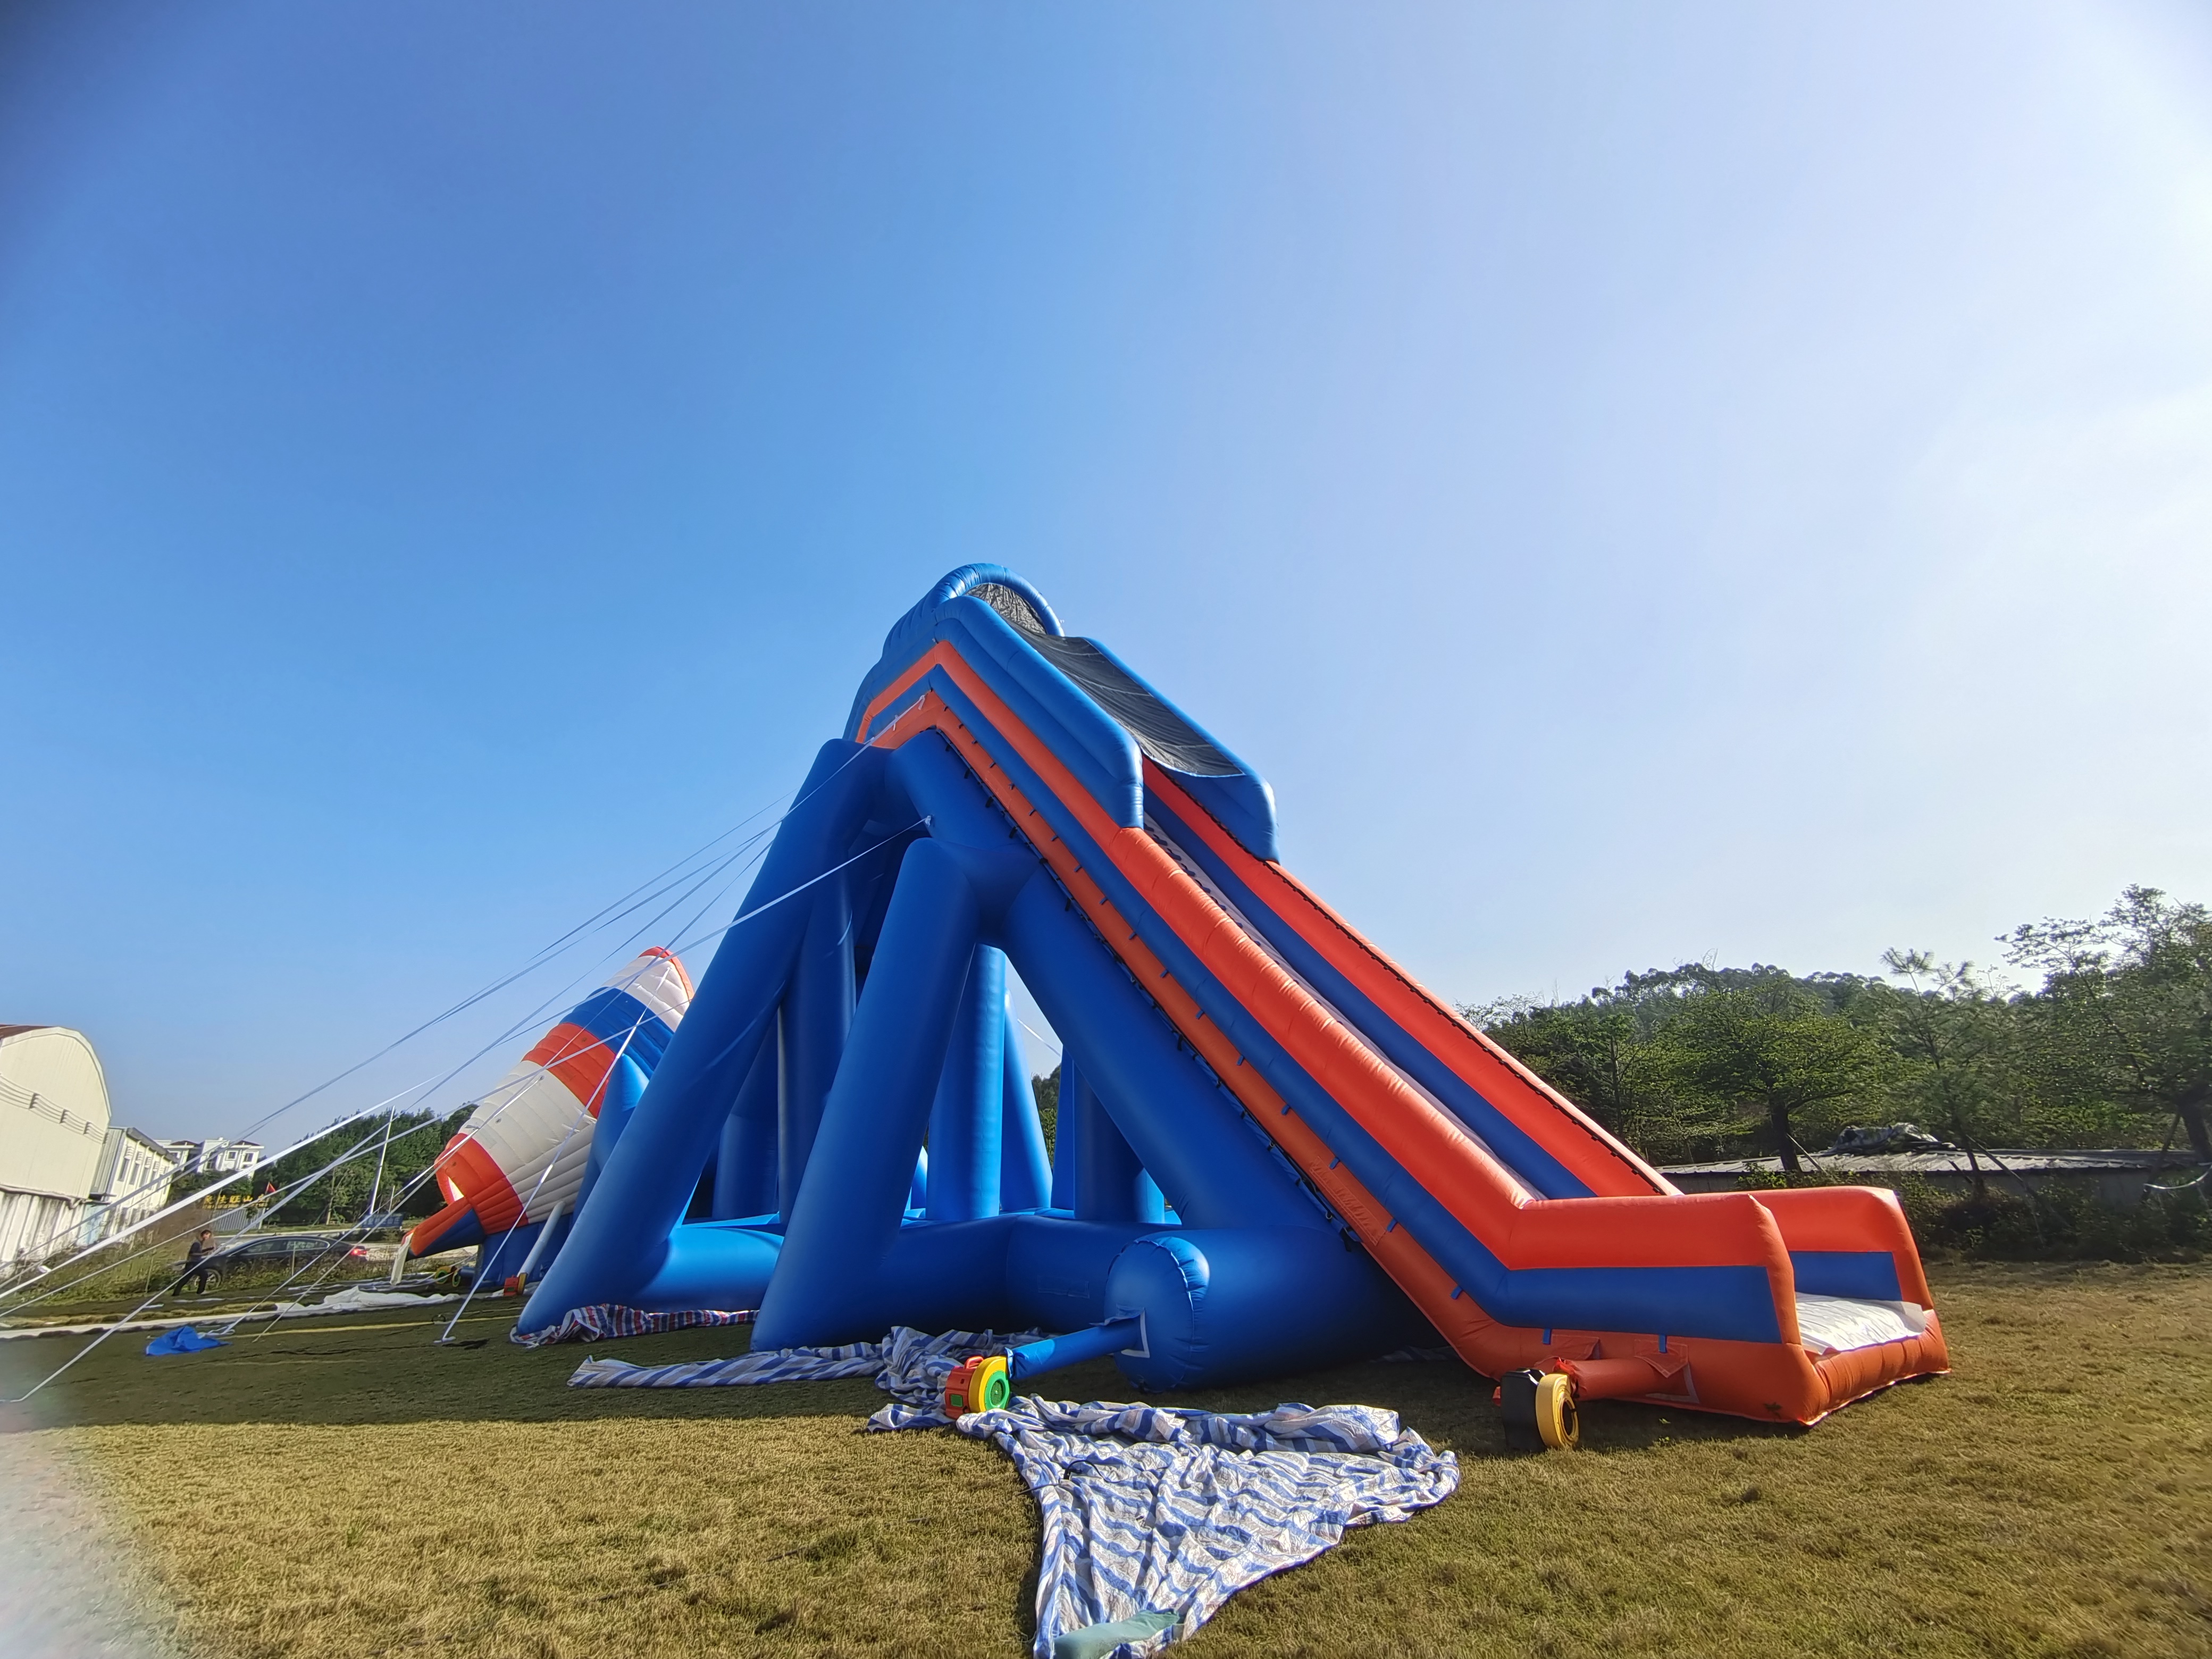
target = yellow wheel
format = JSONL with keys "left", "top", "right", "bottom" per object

{"left": 971, "top": 1354, "right": 1012, "bottom": 1413}
{"left": 1534, "top": 1371, "right": 1580, "bottom": 1450}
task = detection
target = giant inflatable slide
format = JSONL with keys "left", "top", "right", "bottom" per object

{"left": 516, "top": 567, "right": 1948, "bottom": 1429}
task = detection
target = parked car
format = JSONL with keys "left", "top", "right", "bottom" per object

{"left": 174, "top": 1234, "right": 370, "bottom": 1278}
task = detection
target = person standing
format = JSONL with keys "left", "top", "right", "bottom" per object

{"left": 175, "top": 1228, "right": 219, "bottom": 1297}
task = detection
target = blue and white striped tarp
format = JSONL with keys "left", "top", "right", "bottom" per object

{"left": 512, "top": 1304, "right": 755, "bottom": 1348}
{"left": 565, "top": 1325, "right": 1036, "bottom": 1405}
{"left": 566, "top": 1330, "right": 1459, "bottom": 1658}
{"left": 956, "top": 1398, "right": 1459, "bottom": 1659}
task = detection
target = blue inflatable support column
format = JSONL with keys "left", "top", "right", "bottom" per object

{"left": 751, "top": 840, "right": 983, "bottom": 1346}
{"left": 520, "top": 740, "right": 882, "bottom": 1330}
{"left": 926, "top": 946, "right": 1004, "bottom": 1221}
{"left": 999, "top": 1007, "right": 1052, "bottom": 1212}
{"left": 780, "top": 876, "right": 854, "bottom": 1224}
{"left": 1049, "top": 1060, "right": 1078, "bottom": 1210}
{"left": 1068, "top": 1060, "right": 1164, "bottom": 1226}
{"left": 752, "top": 839, "right": 1038, "bottom": 1349}
{"left": 992, "top": 870, "right": 1320, "bottom": 1234}
{"left": 477, "top": 1218, "right": 552, "bottom": 1291}
{"left": 711, "top": 1040, "right": 779, "bottom": 1221}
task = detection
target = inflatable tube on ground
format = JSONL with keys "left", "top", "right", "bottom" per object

{"left": 1105, "top": 1227, "right": 1423, "bottom": 1392}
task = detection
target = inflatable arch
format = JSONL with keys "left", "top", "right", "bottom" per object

{"left": 518, "top": 568, "right": 1948, "bottom": 1422}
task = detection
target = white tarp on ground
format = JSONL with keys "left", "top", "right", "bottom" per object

{"left": 1794, "top": 1294, "right": 1931, "bottom": 1354}
{"left": 566, "top": 1327, "right": 1459, "bottom": 1658}
{"left": 256, "top": 1285, "right": 460, "bottom": 1320}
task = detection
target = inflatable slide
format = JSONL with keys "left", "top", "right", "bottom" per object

{"left": 518, "top": 568, "right": 1948, "bottom": 1430}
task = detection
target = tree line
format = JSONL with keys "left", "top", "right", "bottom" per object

{"left": 1464, "top": 885, "right": 2212, "bottom": 1178}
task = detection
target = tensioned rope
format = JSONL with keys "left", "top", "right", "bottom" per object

{"left": 433, "top": 1017, "right": 647, "bottom": 1344}
{"left": 0, "top": 831, "right": 778, "bottom": 1277}
{"left": 5, "top": 749, "right": 911, "bottom": 1390}
{"left": 230, "top": 1004, "right": 666, "bottom": 1343}
{"left": 195, "top": 735, "right": 891, "bottom": 1158}
{"left": 0, "top": 1103, "right": 467, "bottom": 1401}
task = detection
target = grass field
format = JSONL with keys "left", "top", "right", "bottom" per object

{"left": 2, "top": 1262, "right": 2207, "bottom": 1658}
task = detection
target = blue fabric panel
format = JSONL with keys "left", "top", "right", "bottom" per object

{"left": 1107, "top": 1227, "right": 1424, "bottom": 1390}
{"left": 1000, "top": 1214, "right": 1160, "bottom": 1331}
{"left": 710, "top": 1041, "right": 778, "bottom": 1221}
{"left": 565, "top": 987, "right": 675, "bottom": 1071}
{"left": 1789, "top": 1249, "right": 1904, "bottom": 1302}
{"left": 1491, "top": 1263, "right": 1787, "bottom": 1345}
{"left": 999, "top": 1012, "right": 1054, "bottom": 1211}
{"left": 1146, "top": 793, "right": 1590, "bottom": 1201}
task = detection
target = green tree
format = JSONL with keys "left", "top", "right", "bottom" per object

{"left": 255, "top": 1108, "right": 466, "bottom": 1227}
{"left": 1855, "top": 950, "right": 2022, "bottom": 1195}
{"left": 2006, "top": 886, "right": 2212, "bottom": 1161}
{"left": 1468, "top": 990, "right": 1684, "bottom": 1149}
{"left": 1661, "top": 973, "right": 1880, "bottom": 1172}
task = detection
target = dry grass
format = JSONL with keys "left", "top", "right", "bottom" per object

{"left": 2, "top": 1262, "right": 2207, "bottom": 1658}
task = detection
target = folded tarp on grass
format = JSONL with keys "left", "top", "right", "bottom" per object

{"left": 145, "top": 1326, "right": 227, "bottom": 1355}
{"left": 567, "top": 1325, "right": 1035, "bottom": 1418}
{"left": 568, "top": 1329, "right": 1459, "bottom": 1657}
{"left": 512, "top": 1304, "right": 756, "bottom": 1348}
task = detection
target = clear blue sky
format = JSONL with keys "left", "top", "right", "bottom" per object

{"left": 4, "top": 3, "right": 2209, "bottom": 1142}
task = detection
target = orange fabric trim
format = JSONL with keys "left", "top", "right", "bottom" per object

{"left": 430, "top": 1134, "right": 522, "bottom": 1235}
{"left": 525, "top": 1021, "right": 618, "bottom": 1118}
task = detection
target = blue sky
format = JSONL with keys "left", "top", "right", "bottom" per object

{"left": 4, "top": 3, "right": 2209, "bottom": 1141}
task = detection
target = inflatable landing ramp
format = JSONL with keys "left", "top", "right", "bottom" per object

{"left": 521, "top": 568, "right": 1947, "bottom": 1430}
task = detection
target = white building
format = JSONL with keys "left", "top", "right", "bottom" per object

{"left": 0, "top": 1025, "right": 113, "bottom": 1263}
{"left": 85, "top": 1126, "right": 182, "bottom": 1242}
{"left": 156, "top": 1138, "right": 264, "bottom": 1179}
